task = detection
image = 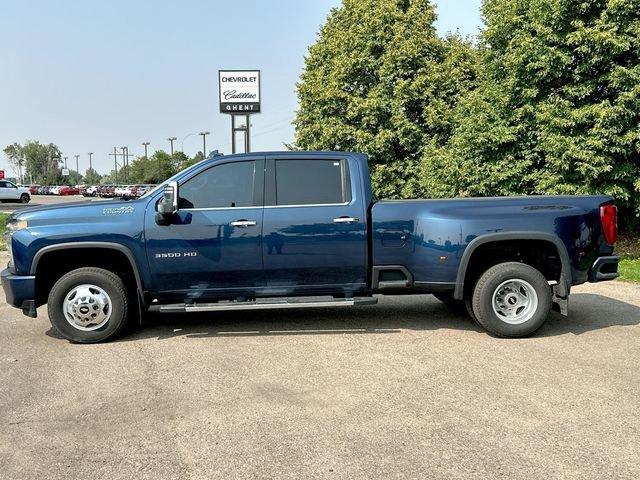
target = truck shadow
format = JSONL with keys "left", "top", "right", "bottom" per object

{"left": 103, "top": 292, "right": 640, "bottom": 342}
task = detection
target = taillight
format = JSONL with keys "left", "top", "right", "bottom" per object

{"left": 600, "top": 204, "right": 618, "bottom": 245}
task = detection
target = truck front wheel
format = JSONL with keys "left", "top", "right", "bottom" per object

{"left": 471, "top": 262, "right": 552, "bottom": 338}
{"left": 47, "top": 267, "right": 130, "bottom": 343}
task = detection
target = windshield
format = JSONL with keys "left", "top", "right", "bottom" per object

{"left": 140, "top": 156, "right": 211, "bottom": 199}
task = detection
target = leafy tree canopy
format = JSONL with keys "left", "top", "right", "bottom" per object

{"left": 293, "top": 0, "right": 477, "bottom": 198}
{"left": 422, "top": 0, "right": 640, "bottom": 224}
{"left": 3, "top": 141, "right": 63, "bottom": 185}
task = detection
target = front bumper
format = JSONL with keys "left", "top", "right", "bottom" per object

{"left": 589, "top": 256, "right": 620, "bottom": 282}
{"left": 1, "top": 268, "right": 37, "bottom": 317}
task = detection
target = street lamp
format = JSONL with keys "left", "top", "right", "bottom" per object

{"left": 167, "top": 137, "right": 177, "bottom": 156}
{"left": 88, "top": 152, "right": 93, "bottom": 171}
{"left": 142, "top": 141, "right": 150, "bottom": 158}
{"left": 120, "top": 147, "right": 129, "bottom": 182}
{"left": 199, "top": 131, "right": 210, "bottom": 156}
{"left": 63, "top": 156, "right": 68, "bottom": 169}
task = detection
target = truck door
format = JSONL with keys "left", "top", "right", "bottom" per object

{"left": 145, "top": 158, "right": 265, "bottom": 298}
{"left": 262, "top": 156, "right": 367, "bottom": 294}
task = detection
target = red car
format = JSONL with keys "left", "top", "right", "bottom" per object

{"left": 58, "top": 186, "right": 80, "bottom": 196}
{"left": 29, "top": 185, "right": 40, "bottom": 195}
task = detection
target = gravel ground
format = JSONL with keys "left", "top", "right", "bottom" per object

{"left": 0, "top": 268, "right": 638, "bottom": 480}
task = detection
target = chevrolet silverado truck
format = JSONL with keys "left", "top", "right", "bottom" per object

{"left": 1, "top": 151, "right": 620, "bottom": 343}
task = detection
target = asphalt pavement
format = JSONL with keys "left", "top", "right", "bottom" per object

{"left": 0, "top": 258, "right": 638, "bottom": 480}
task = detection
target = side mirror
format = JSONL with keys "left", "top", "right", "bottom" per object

{"left": 155, "top": 181, "right": 178, "bottom": 224}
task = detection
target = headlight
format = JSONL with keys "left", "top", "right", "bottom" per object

{"left": 7, "top": 219, "right": 28, "bottom": 232}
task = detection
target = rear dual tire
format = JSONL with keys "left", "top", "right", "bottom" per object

{"left": 434, "top": 262, "right": 552, "bottom": 337}
{"left": 471, "top": 262, "right": 552, "bottom": 338}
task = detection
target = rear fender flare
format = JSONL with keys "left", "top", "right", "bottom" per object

{"left": 453, "top": 232, "right": 572, "bottom": 300}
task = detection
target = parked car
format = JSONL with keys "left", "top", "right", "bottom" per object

{"left": 1, "top": 151, "right": 620, "bottom": 343}
{"left": 98, "top": 185, "right": 115, "bottom": 197}
{"left": 28, "top": 185, "right": 41, "bottom": 195}
{"left": 0, "top": 180, "right": 30, "bottom": 203}
{"left": 58, "top": 186, "right": 80, "bottom": 196}
{"left": 83, "top": 186, "right": 99, "bottom": 197}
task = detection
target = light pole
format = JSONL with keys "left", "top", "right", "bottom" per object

{"left": 167, "top": 137, "right": 177, "bottom": 156}
{"left": 142, "top": 141, "right": 150, "bottom": 158}
{"left": 199, "top": 131, "right": 210, "bottom": 156}
{"left": 63, "top": 156, "right": 68, "bottom": 169}
{"left": 74, "top": 154, "right": 80, "bottom": 173}
{"left": 121, "top": 147, "right": 129, "bottom": 182}
{"left": 88, "top": 152, "right": 93, "bottom": 171}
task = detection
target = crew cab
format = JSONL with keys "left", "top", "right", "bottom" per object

{"left": 1, "top": 151, "right": 619, "bottom": 343}
{"left": 0, "top": 180, "right": 30, "bottom": 203}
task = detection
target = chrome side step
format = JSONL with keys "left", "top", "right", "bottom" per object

{"left": 151, "top": 297, "right": 378, "bottom": 313}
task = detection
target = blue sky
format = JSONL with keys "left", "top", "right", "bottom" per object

{"left": 0, "top": 0, "right": 482, "bottom": 177}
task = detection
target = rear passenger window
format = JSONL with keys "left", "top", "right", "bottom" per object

{"left": 275, "top": 159, "right": 351, "bottom": 206}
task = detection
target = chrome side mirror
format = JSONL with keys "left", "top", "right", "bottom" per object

{"left": 155, "top": 181, "right": 178, "bottom": 224}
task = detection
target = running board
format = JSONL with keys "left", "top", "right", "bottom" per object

{"left": 151, "top": 297, "right": 378, "bottom": 313}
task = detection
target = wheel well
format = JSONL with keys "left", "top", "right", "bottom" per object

{"left": 34, "top": 248, "right": 139, "bottom": 307}
{"left": 462, "top": 240, "right": 562, "bottom": 297}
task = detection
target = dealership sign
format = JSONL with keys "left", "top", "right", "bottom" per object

{"left": 219, "top": 70, "right": 260, "bottom": 113}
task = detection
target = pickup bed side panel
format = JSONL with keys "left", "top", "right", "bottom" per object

{"left": 371, "top": 195, "right": 612, "bottom": 289}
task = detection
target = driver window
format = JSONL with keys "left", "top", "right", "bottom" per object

{"left": 179, "top": 161, "right": 256, "bottom": 209}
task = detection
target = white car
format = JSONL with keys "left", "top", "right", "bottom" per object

{"left": 83, "top": 185, "right": 99, "bottom": 197}
{"left": 0, "top": 180, "right": 30, "bottom": 203}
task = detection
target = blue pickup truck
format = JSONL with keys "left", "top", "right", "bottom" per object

{"left": 2, "top": 151, "right": 620, "bottom": 342}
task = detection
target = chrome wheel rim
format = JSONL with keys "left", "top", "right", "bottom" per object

{"left": 492, "top": 279, "right": 538, "bottom": 325}
{"left": 63, "top": 284, "right": 112, "bottom": 331}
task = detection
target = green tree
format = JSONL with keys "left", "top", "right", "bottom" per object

{"left": 293, "top": 0, "right": 477, "bottom": 197}
{"left": 65, "top": 170, "right": 83, "bottom": 186}
{"left": 423, "top": 0, "right": 640, "bottom": 227}
{"left": 4, "top": 141, "right": 62, "bottom": 184}
{"left": 179, "top": 151, "right": 204, "bottom": 171}
{"left": 3, "top": 143, "right": 25, "bottom": 183}
{"left": 100, "top": 170, "right": 119, "bottom": 184}
{"left": 83, "top": 168, "right": 102, "bottom": 185}
{"left": 127, "top": 150, "right": 177, "bottom": 184}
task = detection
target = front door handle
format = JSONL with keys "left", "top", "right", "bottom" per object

{"left": 333, "top": 216, "right": 359, "bottom": 224}
{"left": 230, "top": 219, "right": 257, "bottom": 227}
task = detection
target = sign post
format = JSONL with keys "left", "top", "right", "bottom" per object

{"left": 218, "top": 70, "right": 260, "bottom": 153}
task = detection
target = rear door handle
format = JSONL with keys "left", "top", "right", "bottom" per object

{"left": 333, "top": 216, "right": 359, "bottom": 224}
{"left": 230, "top": 219, "right": 257, "bottom": 227}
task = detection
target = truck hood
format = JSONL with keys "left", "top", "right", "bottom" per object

{"left": 11, "top": 198, "right": 147, "bottom": 224}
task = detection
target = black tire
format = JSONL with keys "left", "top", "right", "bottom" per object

{"left": 20, "top": 193, "right": 30, "bottom": 204}
{"left": 472, "top": 262, "right": 552, "bottom": 338}
{"left": 47, "top": 267, "right": 130, "bottom": 343}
